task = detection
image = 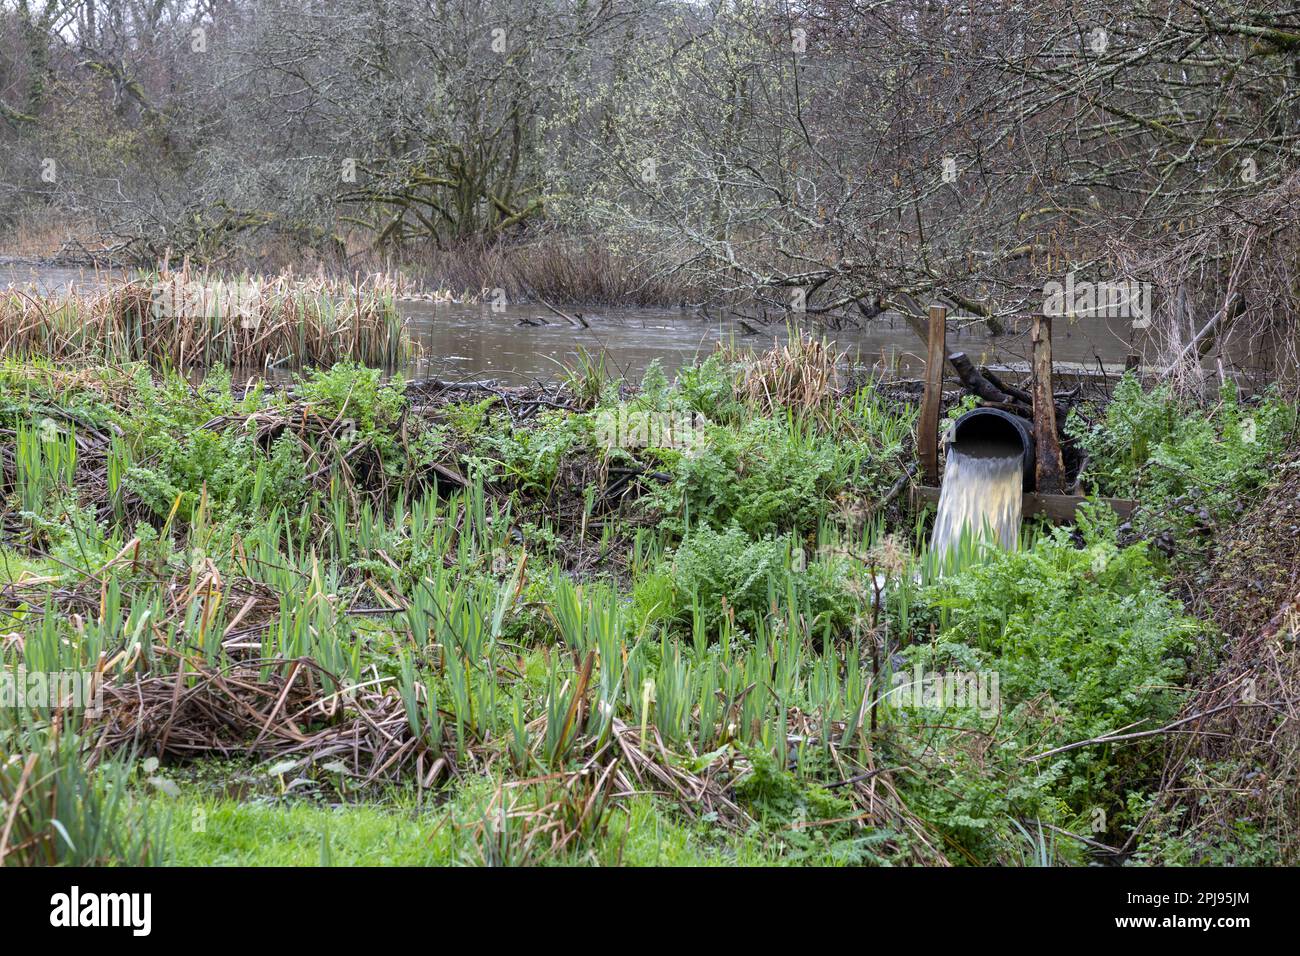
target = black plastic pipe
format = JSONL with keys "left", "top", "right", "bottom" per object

{"left": 948, "top": 407, "right": 1036, "bottom": 491}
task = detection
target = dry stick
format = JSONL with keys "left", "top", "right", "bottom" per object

{"left": 253, "top": 660, "right": 303, "bottom": 746}
{"left": 1022, "top": 700, "right": 1262, "bottom": 762}
{"left": 220, "top": 595, "right": 260, "bottom": 641}
{"left": 528, "top": 286, "right": 588, "bottom": 328}
{"left": 156, "top": 654, "right": 187, "bottom": 757}
{"left": 0, "top": 753, "right": 39, "bottom": 865}
{"left": 875, "top": 462, "right": 918, "bottom": 512}
{"left": 823, "top": 766, "right": 904, "bottom": 790}
{"left": 1035, "top": 820, "right": 1123, "bottom": 855}
{"left": 1159, "top": 291, "right": 1246, "bottom": 382}
{"left": 1159, "top": 216, "right": 1258, "bottom": 384}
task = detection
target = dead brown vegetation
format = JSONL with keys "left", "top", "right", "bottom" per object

{"left": 0, "top": 264, "right": 408, "bottom": 369}
{"left": 1142, "top": 450, "right": 1300, "bottom": 862}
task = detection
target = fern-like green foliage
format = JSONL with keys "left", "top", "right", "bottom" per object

{"left": 896, "top": 507, "right": 1198, "bottom": 858}
{"left": 647, "top": 413, "right": 883, "bottom": 537}
{"left": 647, "top": 524, "right": 853, "bottom": 637}
{"left": 1068, "top": 374, "right": 1296, "bottom": 545}
{"left": 472, "top": 409, "right": 593, "bottom": 494}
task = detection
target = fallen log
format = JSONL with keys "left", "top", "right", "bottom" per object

{"left": 981, "top": 368, "right": 1033, "bottom": 406}
{"left": 948, "top": 352, "right": 1026, "bottom": 409}
{"left": 949, "top": 353, "right": 1071, "bottom": 426}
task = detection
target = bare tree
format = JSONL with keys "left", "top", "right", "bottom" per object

{"left": 2, "top": 0, "right": 1298, "bottom": 384}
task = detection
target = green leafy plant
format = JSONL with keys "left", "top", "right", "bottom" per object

{"left": 1068, "top": 375, "right": 1296, "bottom": 546}
{"left": 894, "top": 507, "right": 1198, "bottom": 856}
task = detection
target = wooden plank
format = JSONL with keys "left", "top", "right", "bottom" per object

{"left": 918, "top": 304, "right": 947, "bottom": 486}
{"left": 910, "top": 486, "right": 1136, "bottom": 523}
{"left": 1030, "top": 314, "right": 1067, "bottom": 494}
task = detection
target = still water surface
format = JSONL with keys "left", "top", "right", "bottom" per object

{"left": 0, "top": 262, "right": 1156, "bottom": 384}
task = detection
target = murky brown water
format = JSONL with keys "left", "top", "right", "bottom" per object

{"left": 0, "top": 261, "right": 1154, "bottom": 384}
{"left": 397, "top": 301, "right": 1152, "bottom": 385}
{"left": 0, "top": 263, "right": 124, "bottom": 294}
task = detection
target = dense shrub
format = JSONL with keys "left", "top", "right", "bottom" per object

{"left": 1068, "top": 375, "right": 1296, "bottom": 546}
{"left": 893, "top": 507, "right": 1198, "bottom": 858}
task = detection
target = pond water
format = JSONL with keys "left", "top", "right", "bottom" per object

{"left": 397, "top": 301, "right": 1148, "bottom": 385}
{"left": 0, "top": 260, "right": 1159, "bottom": 385}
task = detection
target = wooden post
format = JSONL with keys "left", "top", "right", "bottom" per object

{"left": 1031, "top": 314, "right": 1067, "bottom": 494}
{"left": 918, "top": 304, "right": 946, "bottom": 486}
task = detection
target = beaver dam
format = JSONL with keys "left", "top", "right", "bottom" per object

{"left": 0, "top": 317, "right": 1297, "bottom": 870}
{"left": 0, "top": 264, "right": 1174, "bottom": 384}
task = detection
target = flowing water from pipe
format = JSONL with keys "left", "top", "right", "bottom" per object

{"left": 930, "top": 438, "right": 1025, "bottom": 558}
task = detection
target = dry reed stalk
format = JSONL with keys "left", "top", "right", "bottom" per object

{"left": 732, "top": 330, "right": 844, "bottom": 414}
{"left": 0, "top": 265, "right": 410, "bottom": 369}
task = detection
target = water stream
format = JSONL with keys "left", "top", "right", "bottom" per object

{"left": 929, "top": 438, "right": 1025, "bottom": 557}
